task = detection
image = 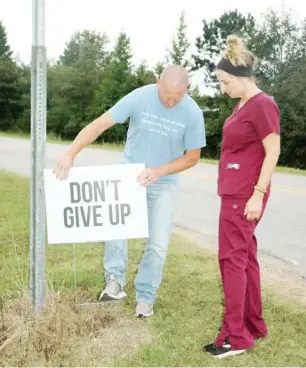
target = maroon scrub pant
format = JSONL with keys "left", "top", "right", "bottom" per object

{"left": 215, "top": 197, "right": 268, "bottom": 350}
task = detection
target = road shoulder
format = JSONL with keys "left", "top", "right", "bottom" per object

{"left": 173, "top": 224, "right": 306, "bottom": 306}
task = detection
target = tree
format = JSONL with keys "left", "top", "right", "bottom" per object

{"left": 129, "top": 61, "right": 156, "bottom": 89}
{"left": 0, "top": 60, "right": 22, "bottom": 130}
{"left": 252, "top": 7, "right": 304, "bottom": 90}
{"left": 47, "top": 64, "right": 80, "bottom": 136}
{"left": 191, "top": 10, "right": 257, "bottom": 85}
{"left": 47, "top": 30, "right": 110, "bottom": 137}
{"left": 86, "top": 32, "right": 135, "bottom": 143}
{"left": 154, "top": 62, "right": 165, "bottom": 77}
{"left": 13, "top": 64, "right": 31, "bottom": 132}
{"left": 89, "top": 31, "right": 133, "bottom": 114}
{"left": 299, "top": 19, "right": 306, "bottom": 60}
{"left": 0, "top": 23, "right": 23, "bottom": 130}
{"left": 167, "top": 11, "right": 190, "bottom": 68}
{"left": 0, "top": 22, "right": 12, "bottom": 59}
{"left": 273, "top": 58, "right": 306, "bottom": 169}
{"left": 59, "top": 30, "right": 108, "bottom": 68}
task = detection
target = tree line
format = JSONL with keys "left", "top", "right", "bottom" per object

{"left": 1, "top": 7, "right": 306, "bottom": 168}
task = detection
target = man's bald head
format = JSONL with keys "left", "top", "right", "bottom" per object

{"left": 156, "top": 64, "right": 189, "bottom": 108}
{"left": 160, "top": 65, "right": 189, "bottom": 89}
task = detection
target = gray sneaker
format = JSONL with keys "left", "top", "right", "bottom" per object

{"left": 98, "top": 276, "right": 126, "bottom": 301}
{"left": 135, "top": 301, "right": 154, "bottom": 318}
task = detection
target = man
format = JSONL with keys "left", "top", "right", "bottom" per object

{"left": 53, "top": 64, "right": 206, "bottom": 318}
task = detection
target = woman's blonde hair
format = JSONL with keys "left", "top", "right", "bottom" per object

{"left": 223, "top": 34, "right": 255, "bottom": 68}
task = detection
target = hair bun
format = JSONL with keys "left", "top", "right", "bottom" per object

{"left": 224, "top": 34, "right": 248, "bottom": 67}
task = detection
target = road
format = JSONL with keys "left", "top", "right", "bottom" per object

{"left": 1, "top": 136, "right": 306, "bottom": 278}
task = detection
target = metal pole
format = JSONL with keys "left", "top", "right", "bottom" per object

{"left": 30, "top": 0, "right": 47, "bottom": 314}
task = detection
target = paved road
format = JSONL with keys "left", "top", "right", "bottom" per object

{"left": 1, "top": 137, "right": 306, "bottom": 278}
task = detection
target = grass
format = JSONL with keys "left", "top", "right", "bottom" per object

{"left": 1, "top": 130, "right": 306, "bottom": 176}
{"left": 1, "top": 170, "right": 306, "bottom": 366}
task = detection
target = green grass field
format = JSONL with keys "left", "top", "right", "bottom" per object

{"left": 1, "top": 131, "right": 306, "bottom": 176}
{"left": 1, "top": 170, "right": 306, "bottom": 366}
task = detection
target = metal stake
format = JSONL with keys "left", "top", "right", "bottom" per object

{"left": 30, "top": 0, "right": 47, "bottom": 314}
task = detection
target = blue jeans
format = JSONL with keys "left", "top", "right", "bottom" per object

{"left": 104, "top": 181, "right": 177, "bottom": 303}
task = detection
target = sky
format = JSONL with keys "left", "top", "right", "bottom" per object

{"left": 1, "top": 0, "right": 306, "bottom": 92}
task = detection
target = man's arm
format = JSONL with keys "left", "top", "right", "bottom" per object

{"left": 157, "top": 107, "right": 205, "bottom": 178}
{"left": 159, "top": 149, "right": 201, "bottom": 175}
{"left": 66, "top": 112, "right": 115, "bottom": 159}
{"left": 53, "top": 112, "right": 115, "bottom": 180}
{"left": 137, "top": 106, "right": 206, "bottom": 186}
{"left": 54, "top": 89, "right": 138, "bottom": 180}
{"left": 137, "top": 149, "right": 201, "bottom": 186}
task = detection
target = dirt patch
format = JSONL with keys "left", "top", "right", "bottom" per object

{"left": 173, "top": 225, "right": 306, "bottom": 306}
{"left": 0, "top": 290, "right": 151, "bottom": 367}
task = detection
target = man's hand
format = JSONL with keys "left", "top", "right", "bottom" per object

{"left": 53, "top": 152, "right": 74, "bottom": 180}
{"left": 137, "top": 167, "right": 164, "bottom": 186}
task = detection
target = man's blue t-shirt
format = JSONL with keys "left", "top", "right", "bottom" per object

{"left": 108, "top": 84, "right": 206, "bottom": 183}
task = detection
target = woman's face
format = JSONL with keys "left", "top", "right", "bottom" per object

{"left": 216, "top": 69, "right": 247, "bottom": 99}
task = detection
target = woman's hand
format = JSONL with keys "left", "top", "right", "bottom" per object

{"left": 244, "top": 191, "right": 264, "bottom": 221}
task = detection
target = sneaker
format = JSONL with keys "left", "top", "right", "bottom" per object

{"left": 211, "top": 345, "right": 247, "bottom": 359}
{"left": 135, "top": 301, "right": 154, "bottom": 318}
{"left": 98, "top": 276, "right": 126, "bottom": 301}
{"left": 203, "top": 336, "right": 230, "bottom": 353}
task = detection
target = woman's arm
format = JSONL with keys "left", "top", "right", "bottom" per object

{"left": 254, "top": 132, "right": 281, "bottom": 194}
{"left": 244, "top": 97, "right": 281, "bottom": 221}
{"left": 244, "top": 133, "right": 280, "bottom": 221}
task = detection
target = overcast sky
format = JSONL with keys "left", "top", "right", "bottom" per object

{"left": 1, "top": 0, "right": 305, "bottom": 91}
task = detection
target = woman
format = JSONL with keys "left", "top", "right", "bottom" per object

{"left": 203, "top": 35, "right": 281, "bottom": 359}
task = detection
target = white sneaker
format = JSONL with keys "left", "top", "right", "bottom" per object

{"left": 135, "top": 301, "right": 154, "bottom": 318}
{"left": 211, "top": 345, "right": 247, "bottom": 359}
{"left": 98, "top": 276, "right": 126, "bottom": 301}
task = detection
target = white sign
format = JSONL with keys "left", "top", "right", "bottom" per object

{"left": 43, "top": 164, "right": 148, "bottom": 244}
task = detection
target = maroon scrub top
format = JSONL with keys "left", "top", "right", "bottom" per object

{"left": 218, "top": 92, "right": 280, "bottom": 198}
